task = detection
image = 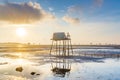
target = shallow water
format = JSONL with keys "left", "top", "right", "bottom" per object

{"left": 0, "top": 49, "right": 120, "bottom": 80}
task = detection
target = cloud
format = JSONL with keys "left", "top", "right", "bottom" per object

{"left": 0, "top": 2, "right": 55, "bottom": 24}
{"left": 93, "top": 0, "right": 104, "bottom": 7}
{"left": 62, "top": 15, "right": 80, "bottom": 25}
{"left": 67, "top": 5, "right": 82, "bottom": 15}
{"left": 67, "top": 0, "right": 104, "bottom": 15}
{"left": 48, "top": 7, "right": 54, "bottom": 12}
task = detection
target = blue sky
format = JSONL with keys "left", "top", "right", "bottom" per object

{"left": 37, "top": 0, "right": 120, "bottom": 20}
{"left": 0, "top": 0, "right": 120, "bottom": 44}
{"left": 0, "top": 0, "right": 120, "bottom": 22}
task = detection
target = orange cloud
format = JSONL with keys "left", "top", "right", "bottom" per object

{"left": 0, "top": 2, "right": 55, "bottom": 24}
{"left": 62, "top": 15, "right": 80, "bottom": 25}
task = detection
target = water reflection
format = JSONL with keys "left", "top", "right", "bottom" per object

{"left": 51, "top": 58, "right": 71, "bottom": 77}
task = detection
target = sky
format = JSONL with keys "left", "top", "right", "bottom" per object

{"left": 0, "top": 0, "right": 120, "bottom": 45}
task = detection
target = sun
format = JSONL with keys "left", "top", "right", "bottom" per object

{"left": 16, "top": 28, "right": 26, "bottom": 37}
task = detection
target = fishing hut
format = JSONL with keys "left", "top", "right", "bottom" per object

{"left": 50, "top": 32, "right": 73, "bottom": 57}
{"left": 50, "top": 32, "right": 73, "bottom": 77}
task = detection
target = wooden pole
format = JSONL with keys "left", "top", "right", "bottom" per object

{"left": 56, "top": 40, "right": 58, "bottom": 56}
{"left": 63, "top": 40, "right": 65, "bottom": 56}
{"left": 50, "top": 40, "right": 54, "bottom": 68}
{"left": 70, "top": 40, "right": 73, "bottom": 56}
{"left": 59, "top": 41, "right": 61, "bottom": 56}
{"left": 68, "top": 40, "right": 70, "bottom": 56}
{"left": 50, "top": 40, "right": 54, "bottom": 56}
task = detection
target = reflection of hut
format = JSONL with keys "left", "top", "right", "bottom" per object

{"left": 50, "top": 32, "right": 73, "bottom": 57}
{"left": 51, "top": 58, "right": 71, "bottom": 77}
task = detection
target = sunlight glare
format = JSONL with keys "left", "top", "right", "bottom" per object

{"left": 16, "top": 28, "right": 26, "bottom": 37}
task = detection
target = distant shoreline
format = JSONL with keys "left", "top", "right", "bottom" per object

{"left": 0, "top": 43, "right": 119, "bottom": 52}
